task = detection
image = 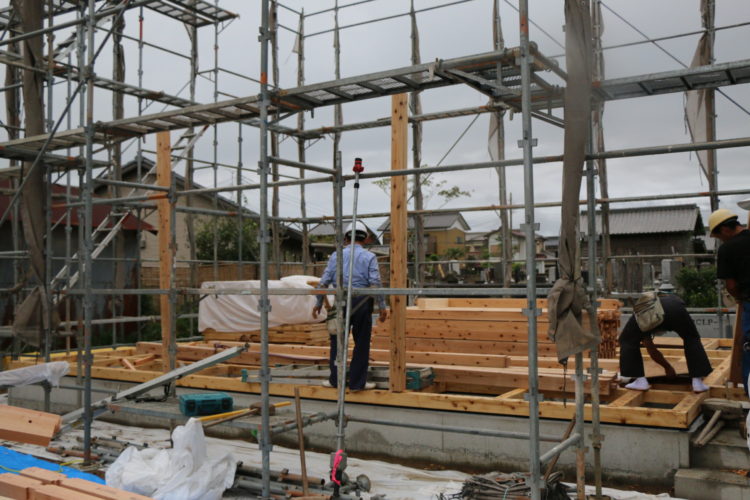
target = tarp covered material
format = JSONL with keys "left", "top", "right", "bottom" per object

{"left": 0, "top": 361, "right": 69, "bottom": 388}
{"left": 547, "top": 0, "right": 600, "bottom": 363}
{"left": 198, "top": 275, "right": 325, "bottom": 333}
{"left": 106, "top": 418, "right": 235, "bottom": 500}
{"left": 684, "top": 0, "right": 713, "bottom": 180}
{"left": 0, "top": 445, "right": 104, "bottom": 484}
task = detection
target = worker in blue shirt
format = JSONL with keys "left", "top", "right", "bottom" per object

{"left": 312, "top": 221, "right": 388, "bottom": 390}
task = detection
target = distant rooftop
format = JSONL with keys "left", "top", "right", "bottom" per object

{"left": 581, "top": 204, "right": 704, "bottom": 236}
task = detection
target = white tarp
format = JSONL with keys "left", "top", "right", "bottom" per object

{"left": 0, "top": 361, "right": 69, "bottom": 388}
{"left": 198, "top": 275, "right": 326, "bottom": 333}
{"left": 105, "top": 418, "right": 236, "bottom": 500}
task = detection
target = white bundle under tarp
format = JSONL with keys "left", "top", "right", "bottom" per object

{"left": 198, "top": 275, "right": 326, "bottom": 333}
{"left": 0, "top": 361, "right": 69, "bottom": 388}
{"left": 105, "top": 418, "right": 236, "bottom": 500}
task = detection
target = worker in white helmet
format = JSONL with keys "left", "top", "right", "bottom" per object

{"left": 709, "top": 207, "right": 750, "bottom": 393}
{"left": 312, "top": 220, "right": 388, "bottom": 391}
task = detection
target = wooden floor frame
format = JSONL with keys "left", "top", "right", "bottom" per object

{"left": 7, "top": 336, "right": 742, "bottom": 430}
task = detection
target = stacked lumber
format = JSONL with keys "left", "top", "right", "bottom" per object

{"left": 203, "top": 322, "right": 328, "bottom": 345}
{"left": 0, "top": 469, "right": 152, "bottom": 500}
{"left": 0, "top": 406, "right": 61, "bottom": 447}
{"left": 372, "top": 297, "right": 621, "bottom": 359}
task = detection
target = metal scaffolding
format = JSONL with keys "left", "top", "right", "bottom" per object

{"left": 0, "top": 1, "right": 748, "bottom": 499}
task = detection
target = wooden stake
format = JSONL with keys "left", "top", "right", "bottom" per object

{"left": 390, "top": 94, "right": 408, "bottom": 392}
{"left": 156, "top": 131, "right": 173, "bottom": 372}
{"left": 294, "top": 387, "right": 310, "bottom": 495}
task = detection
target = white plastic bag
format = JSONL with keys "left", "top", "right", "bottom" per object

{"left": 106, "top": 418, "right": 236, "bottom": 500}
{"left": 0, "top": 361, "right": 69, "bottom": 388}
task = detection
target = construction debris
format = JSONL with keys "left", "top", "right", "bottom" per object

{"left": 441, "top": 471, "right": 570, "bottom": 500}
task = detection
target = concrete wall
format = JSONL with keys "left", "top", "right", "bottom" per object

{"left": 10, "top": 378, "right": 693, "bottom": 488}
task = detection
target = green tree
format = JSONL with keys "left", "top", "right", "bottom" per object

{"left": 443, "top": 247, "right": 465, "bottom": 260}
{"left": 675, "top": 266, "right": 717, "bottom": 307}
{"left": 373, "top": 173, "right": 470, "bottom": 207}
{"left": 196, "top": 217, "right": 259, "bottom": 261}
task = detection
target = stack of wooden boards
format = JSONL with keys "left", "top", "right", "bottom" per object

{"left": 203, "top": 322, "right": 328, "bottom": 345}
{"left": 0, "top": 468, "right": 151, "bottom": 500}
{"left": 0, "top": 406, "right": 61, "bottom": 447}
{"left": 372, "top": 297, "right": 622, "bottom": 359}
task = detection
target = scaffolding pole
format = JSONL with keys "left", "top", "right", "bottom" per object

{"left": 518, "top": 1, "right": 541, "bottom": 497}
{"left": 259, "top": 0, "right": 272, "bottom": 496}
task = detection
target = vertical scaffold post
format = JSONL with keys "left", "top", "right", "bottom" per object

{"left": 518, "top": 1, "right": 541, "bottom": 498}
{"left": 587, "top": 112, "right": 604, "bottom": 500}
{"left": 258, "top": 0, "right": 272, "bottom": 497}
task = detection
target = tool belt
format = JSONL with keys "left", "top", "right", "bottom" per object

{"left": 325, "top": 297, "right": 371, "bottom": 335}
{"left": 633, "top": 291, "right": 665, "bottom": 333}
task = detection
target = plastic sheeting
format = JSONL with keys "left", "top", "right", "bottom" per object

{"left": 198, "top": 275, "right": 326, "bottom": 333}
{"left": 106, "top": 418, "right": 235, "bottom": 500}
{"left": 0, "top": 361, "right": 69, "bottom": 388}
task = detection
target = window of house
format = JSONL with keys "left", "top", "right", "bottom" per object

{"left": 456, "top": 236, "right": 463, "bottom": 244}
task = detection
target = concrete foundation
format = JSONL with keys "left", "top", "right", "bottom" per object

{"left": 10, "top": 376, "right": 693, "bottom": 488}
{"left": 674, "top": 468, "right": 750, "bottom": 500}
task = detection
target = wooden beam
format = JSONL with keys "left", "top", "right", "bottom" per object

{"left": 156, "top": 131, "right": 174, "bottom": 373}
{"left": 5, "top": 355, "right": 725, "bottom": 428}
{"left": 389, "top": 93, "right": 408, "bottom": 392}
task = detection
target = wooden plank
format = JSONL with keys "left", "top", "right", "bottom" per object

{"left": 607, "top": 390, "right": 644, "bottom": 408}
{"left": 389, "top": 93, "right": 408, "bottom": 392}
{"left": 156, "top": 130, "right": 173, "bottom": 373}
{"left": 374, "top": 319, "right": 554, "bottom": 341}
{"left": 372, "top": 337, "right": 560, "bottom": 355}
{"left": 0, "top": 407, "right": 61, "bottom": 446}
{"left": 429, "top": 365, "right": 614, "bottom": 396}
{"left": 415, "top": 298, "right": 621, "bottom": 310}
{"left": 5, "top": 356, "right": 709, "bottom": 428}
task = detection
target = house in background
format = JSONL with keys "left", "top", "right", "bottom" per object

{"left": 0, "top": 181, "right": 154, "bottom": 327}
{"left": 581, "top": 204, "right": 708, "bottom": 291}
{"left": 97, "top": 157, "right": 306, "bottom": 278}
{"left": 378, "top": 211, "right": 471, "bottom": 257}
{"left": 308, "top": 221, "right": 383, "bottom": 263}
{"left": 484, "top": 228, "right": 548, "bottom": 279}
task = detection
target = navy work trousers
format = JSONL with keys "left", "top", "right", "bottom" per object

{"left": 329, "top": 296, "right": 373, "bottom": 390}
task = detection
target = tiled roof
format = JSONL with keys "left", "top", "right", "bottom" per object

{"left": 378, "top": 212, "right": 470, "bottom": 231}
{"left": 581, "top": 204, "right": 703, "bottom": 236}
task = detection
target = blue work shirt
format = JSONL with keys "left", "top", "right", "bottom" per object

{"left": 316, "top": 243, "right": 386, "bottom": 309}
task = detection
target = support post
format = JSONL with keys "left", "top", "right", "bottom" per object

{"left": 156, "top": 132, "right": 174, "bottom": 372}
{"left": 390, "top": 93, "right": 408, "bottom": 393}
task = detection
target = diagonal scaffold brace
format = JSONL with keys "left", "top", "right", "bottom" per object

{"left": 58, "top": 344, "right": 248, "bottom": 434}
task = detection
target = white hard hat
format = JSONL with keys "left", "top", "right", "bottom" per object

{"left": 738, "top": 198, "right": 750, "bottom": 211}
{"left": 345, "top": 220, "right": 369, "bottom": 239}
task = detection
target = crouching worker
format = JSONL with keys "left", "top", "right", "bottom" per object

{"left": 619, "top": 293, "right": 712, "bottom": 392}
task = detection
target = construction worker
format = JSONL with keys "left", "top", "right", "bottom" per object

{"left": 619, "top": 294, "right": 712, "bottom": 392}
{"left": 312, "top": 221, "right": 388, "bottom": 391}
{"left": 709, "top": 207, "right": 750, "bottom": 392}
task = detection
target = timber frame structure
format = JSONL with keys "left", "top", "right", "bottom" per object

{"left": 0, "top": 1, "right": 749, "bottom": 499}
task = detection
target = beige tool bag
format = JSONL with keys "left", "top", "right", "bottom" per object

{"left": 633, "top": 291, "right": 665, "bottom": 332}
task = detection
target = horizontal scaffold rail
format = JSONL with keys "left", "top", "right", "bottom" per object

{"left": 0, "top": 48, "right": 553, "bottom": 159}
{"left": 1, "top": 52, "right": 749, "bottom": 162}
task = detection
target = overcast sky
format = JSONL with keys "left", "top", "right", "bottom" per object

{"left": 2, "top": 0, "right": 749, "bottom": 238}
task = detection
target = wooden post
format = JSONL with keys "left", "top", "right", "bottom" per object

{"left": 156, "top": 132, "right": 174, "bottom": 371}
{"left": 389, "top": 94, "right": 408, "bottom": 392}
